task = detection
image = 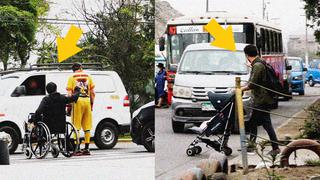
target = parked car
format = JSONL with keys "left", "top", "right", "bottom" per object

{"left": 287, "top": 57, "right": 307, "bottom": 95}
{"left": 306, "top": 59, "right": 320, "bottom": 87}
{"left": 130, "top": 101, "right": 154, "bottom": 152}
{"left": 171, "top": 43, "right": 253, "bottom": 133}
{"left": 0, "top": 64, "right": 131, "bottom": 154}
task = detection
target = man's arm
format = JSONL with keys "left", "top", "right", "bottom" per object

{"left": 65, "top": 88, "right": 80, "bottom": 104}
{"left": 242, "top": 63, "right": 264, "bottom": 92}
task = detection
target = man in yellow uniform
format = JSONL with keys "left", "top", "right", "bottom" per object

{"left": 67, "top": 63, "right": 95, "bottom": 155}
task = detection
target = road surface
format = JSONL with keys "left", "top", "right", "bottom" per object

{"left": 155, "top": 85, "right": 320, "bottom": 179}
{"left": 0, "top": 142, "right": 154, "bottom": 180}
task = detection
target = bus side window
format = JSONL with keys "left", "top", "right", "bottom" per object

{"left": 279, "top": 33, "right": 283, "bottom": 53}
{"left": 275, "top": 32, "right": 279, "bottom": 53}
{"left": 266, "top": 29, "right": 270, "bottom": 54}
{"left": 261, "top": 29, "right": 266, "bottom": 54}
{"left": 270, "top": 31, "right": 274, "bottom": 54}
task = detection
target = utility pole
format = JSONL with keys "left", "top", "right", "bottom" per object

{"left": 305, "top": 15, "right": 309, "bottom": 67}
{"left": 206, "top": 0, "right": 209, "bottom": 12}
{"left": 262, "top": 0, "right": 265, "bottom": 19}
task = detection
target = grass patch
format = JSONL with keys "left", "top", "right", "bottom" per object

{"left": 305, "top": 159, "right": 320, "bottom": 166}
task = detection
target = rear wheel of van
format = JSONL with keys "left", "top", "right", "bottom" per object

{"left": 0, "top": 126, "right": 19, "bottom": 154}
{"left": 172, "top": 121, "right": 184, "bottom": 133}
{"left": 94, "top": 122, "right": 118, "bottom": 149}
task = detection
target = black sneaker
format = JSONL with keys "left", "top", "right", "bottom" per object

{"left": 81, "top": 149, "right": 91, "bottom": 155}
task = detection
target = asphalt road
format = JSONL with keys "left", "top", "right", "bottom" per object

{"left": 155, "top": 85, "right": 320, "bottom": 179}
{"left": 0, "top": 142, "right": 154, "bottom": 180}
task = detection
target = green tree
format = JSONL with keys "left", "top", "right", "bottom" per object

{"left": 303, "top": 0, "right": 320, "bottom": 44}
{"left": 0, "top": 0, "right": 49, "bottom": 70}
{"left": 75, "top": 0, "right": 154, "bottom": 111}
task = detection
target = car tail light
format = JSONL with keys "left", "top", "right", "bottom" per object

{"left": 123, "top": 95, "right": 130, "bottom": 107}
{"left": 168, "top": 26, "right": 177, "bottom": 35}
{"left": 0, "top": 114, "right": 5, "bottom": 117}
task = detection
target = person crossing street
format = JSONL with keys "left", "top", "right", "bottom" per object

{"left": 67, "top": 63, "right": 95, "bottom": 155}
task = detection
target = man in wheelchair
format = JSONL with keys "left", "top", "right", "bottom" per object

{"left": 29, "top": 82, "right": 80, "bottom": 133}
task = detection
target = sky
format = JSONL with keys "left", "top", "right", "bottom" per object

{"left": 164, "top": 0, "right": 311, "bottom": 47}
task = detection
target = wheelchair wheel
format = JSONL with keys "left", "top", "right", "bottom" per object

{"left": 24, "top": 148, "right": 32, "bottom": 159}
{"left": 51, "top": 145, "right": 59, "bottom": 158}
{"left": 30, "top": 122, "right": 51, "bottom": 159}
{"left": 58, "top": 122, "right": 79, "bottom": 157}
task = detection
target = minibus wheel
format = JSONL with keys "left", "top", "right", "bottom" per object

{"left": 94, "top": 122, "right": 118, "bottom": 149}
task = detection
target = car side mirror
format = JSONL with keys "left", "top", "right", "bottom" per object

{"left": 286, "top": 65, "right": 292, "bottom": 71}
{"left": 159, "top": 37, "right": 165, "bottom": 52}
{"left": 303, "top": 67, "right": 307, "bottom": 71}
{"left": 11, "top": 85, "right": 26, "bottom": 97}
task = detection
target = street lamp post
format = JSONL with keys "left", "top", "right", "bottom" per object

{"left": 305, "top": 16, "right": 309, "bottom": 67}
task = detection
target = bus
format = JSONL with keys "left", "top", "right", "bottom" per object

{"left": 159, "top": 12, "right": 292, "bottom": 104}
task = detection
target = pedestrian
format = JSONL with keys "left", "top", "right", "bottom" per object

{"left": 241, "top": 44, "right": 281, "bottom": 155}
{"left": 67, "top": 63, "right": 95, "bottom": 155}
{"left": 155, "top": 63, "right": 166, "bottom": 108}
{"left": 32, "top": 82, "right": 80, "bottom": 135}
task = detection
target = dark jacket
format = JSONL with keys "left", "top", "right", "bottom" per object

{"left": 34, "top": 92, "right": 79, "bottom": 133}
{"left": 248, "top": 57, "right": 274, "bottom": 107}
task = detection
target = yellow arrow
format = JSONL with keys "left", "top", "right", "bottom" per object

{"left": 57, "top": 25, "right": 83, "bottom": 63}
{"left": 204, "top": 19, "right": 236, "bottom": 51}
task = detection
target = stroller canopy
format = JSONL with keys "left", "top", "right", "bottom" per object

{"left": 208, "top": 91, "right": 235, "bottom": 111}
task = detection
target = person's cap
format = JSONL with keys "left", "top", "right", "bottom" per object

{"left": 72, "top": 62, "right": 82, "bottom": 72}
{"left": 46, "top": 82, "right": 57, "bottom": 94}
{"left": 157, "top": 63, "right": 164, "bottom": 68}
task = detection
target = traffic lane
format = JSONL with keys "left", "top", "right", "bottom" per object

{"left": 1, "top": 143, "right": 155, "bottom": 180}
{"left": 155, "top": 86, "right": 319, "bottom": 179}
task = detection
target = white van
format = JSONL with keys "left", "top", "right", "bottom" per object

{"left": 0, "top": 65, "right": 130, "bottom": 153}
{"left": 171, "top": 43, "right": 253, "bottom": 133}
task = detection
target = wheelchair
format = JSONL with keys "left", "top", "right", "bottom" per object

{"left": 23, "top": 113, "right": 79, "bottom": 159}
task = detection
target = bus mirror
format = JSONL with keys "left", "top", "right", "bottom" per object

{"left": 159, "top": 37, "right": 165, "bottom": 51}
{"left": 286, "top": 65, "right": 292, "bottom": 71}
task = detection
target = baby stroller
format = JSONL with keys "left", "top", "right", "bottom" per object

{"left": 186, "top": 91, "right": 235, "bottom": 156}
{"left": 23, "top": 113, "right": 79, "bottom": 159}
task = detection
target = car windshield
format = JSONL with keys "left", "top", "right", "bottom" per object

{"left": 288, "top": 59, "right": 302, "bottom": 72}
{"left": 0, "top": 77, "right": 18, "bottom": 96}
{"left": 179, "top": 50, "right": 248, "bottom": 74}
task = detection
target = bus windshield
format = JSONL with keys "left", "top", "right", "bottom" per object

{"left": 167, "top": 23, "right": 254, "bottom": 65}
{"left": 179, "top": 50, "right": 248, "bottom": 74}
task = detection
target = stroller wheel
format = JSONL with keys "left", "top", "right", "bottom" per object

{"left": 186, "top": 148, "right": 196, "bottom": 156}
{"left": 24, "top": 148, "right": 32, "bottom": 159}
{"left": 223, "top": 147, "right": 232, "bottom": 156}
{"left": 194, "top": 146, "right": 202, "bottom": 154}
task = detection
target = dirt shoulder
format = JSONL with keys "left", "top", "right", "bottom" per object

{"left": 229, "top": 166, "right": 320, "bottom": 180}
{"left": 276, "top": 99, "right": 320, "bottom": 140}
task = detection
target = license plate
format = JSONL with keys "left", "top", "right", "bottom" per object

{"left": 201, "top": 102, "right": 215, "bottom": 111}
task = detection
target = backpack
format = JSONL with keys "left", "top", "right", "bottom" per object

{"left": 256, "top": 60, "right": 283, "bottom": 96}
